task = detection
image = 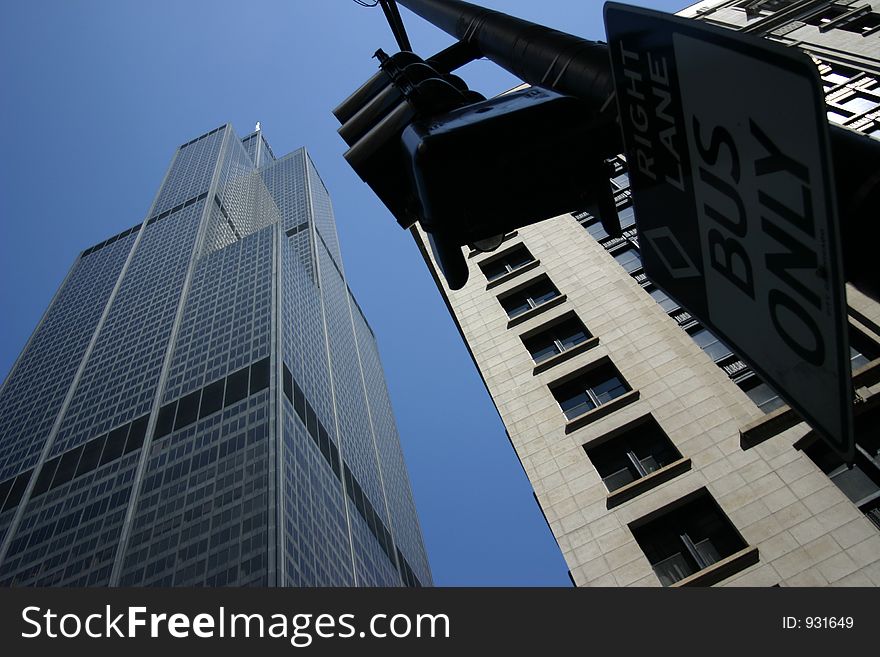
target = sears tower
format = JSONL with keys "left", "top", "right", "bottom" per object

{"left": 0, "top": 124, "right": 432, "bottom": 587}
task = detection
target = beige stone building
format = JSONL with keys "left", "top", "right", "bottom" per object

{"left": 412, "top": 0, "right": 880, "bottom": 586}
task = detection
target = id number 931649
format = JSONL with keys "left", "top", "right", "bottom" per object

{"left": 783, "top": 616, "right": 854, "bottom": 629}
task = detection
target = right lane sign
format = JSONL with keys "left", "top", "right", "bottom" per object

{"left": 604, "top": 3, "right": 854, "bottom": 461}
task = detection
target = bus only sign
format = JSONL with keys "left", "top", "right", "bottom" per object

{"left": 605, "top": 3, "right": 854, "bottom": 461}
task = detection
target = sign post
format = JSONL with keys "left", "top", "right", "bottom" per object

{"left": 605, "top": 3, "right": 854, "bottom": 461}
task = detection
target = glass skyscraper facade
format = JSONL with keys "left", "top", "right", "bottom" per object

{"left": 0, "top": 124, "right": 432, "bottom": 587}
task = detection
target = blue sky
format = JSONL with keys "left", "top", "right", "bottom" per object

{"left": 0, "top": 0, "right": 683, "bottom": 585}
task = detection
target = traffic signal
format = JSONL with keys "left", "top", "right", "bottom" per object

{"left": 334, "top": 50, "right": 483, "bottom": 232}
{"left": 335, "top": 49, "right": 621, "bottom": 289}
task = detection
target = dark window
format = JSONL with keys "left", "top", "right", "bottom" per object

{"left": 480, "top": 245, "right": 535, "bottom": 282}
{"left": 318, "top": 424, "right": 331, "bottom": 464}
{"left": 154, "top": 401, "right": 177, "bottom": 438}
{"left": 306, "top": 400, "right": 318, "bottom": 438}
{"left": 344, "top": 464, "right": 355, "bottom": 497}
{"left": 647, "top": 285, "right": 679, "bottom": 313}
{"left": 738, "top": 375, "right": 785, "bottom": 414}
{"left": 850, "top": 327, "right": 880, "bottom": 371}
{"left": 689, "top": 326, "right": 733, "bottom": 362}
{"left": 32, "top": 458, "right": 60, "bottom": 497}
{"left": 101, "top": 425, "right": 128, "bottom": 465}
{"left": 612, "top": 245, "right": 642, "bottom": 273}
{"left": 845, "top": 12, "right": 880, "bottom": 35}
{"left": 851, "top": 346, "right": 870, "bottom": 372}
{"left": 807, "top": 7, "right": 880, "bottom": 34}
{"left": 365, "top": 502, "right": 378, "bottom": 535}
{"left": 51, "top": 446, "right": 84, "bottom": 489}
{"left": 398, "top": 548, "right": 418, "bottom": 587}
{"left": 352, "top": 480, "right": 365, "bottom": 516}
{"left": 500, "top": 278, "right": 561, "bottom": 319}
{"left": 224, "top": 367, "right": 249, "bottom": 407}
{"left": 174, "top": 390, "right": 201, "bottom": 429}
{"left": 328, "top": 439, "right": 341, "bottom": 479}
{"left": 285, "top": 222, "right": 308, "bottom": 237}
{"left": 551, "top": 362, "right": 630, "bottom": 420}
{"left": 125, "top": 416, "right": 148, "bottom": 453}
{"left": 821, "top": 460, "right": 879, "bottom": 505}
{"left": 805, "top": 6, "right": 847, "bottom": 27}
{"left": 618, "top": 205, "right": 636, "bottom": 230}
{"left": 523, "top": 315, "right": 591, "bottom": 363}
{"left": 199, "top": 379, "right": 225, "bottom": 418}
{"left": 584, "top": 218, "right": 609, "bottom": 241}
{"left": 587, "top": 417, "right": 683, "bottom": 492}
{"left": 0, "top": 477, "right": 13, "bottom": 509}
{"left": 804, "top": 405, "right": 880, "bottom": 525}
{"left": 293, "top": 380, "right": 306, "bottom": 420}
{"left": 75, "top": 435, "right": 106, "bottom": 478}
{"left": 632, "top": 491, "right": 747, "bottom": 586}
{"left": 737, "top": 0, "right": 799, "bottom": 16}
{"left": 2, "top": 471, "right": 31, "bottom": 512}
{"left": 250, "top": 357, "right": 270, "bottom": 394}
{"left": 282, "top": 364, "right": 293, "bottom": 403}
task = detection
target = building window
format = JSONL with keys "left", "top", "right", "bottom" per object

{"left": 735, "top": 328, "right": 879, "bottom": 394}
{"left": 647, "top": 285, "right": 679, "bottom": 313}
{"left": 689, "top": 326, "right": 734, "bottom": 362}
{"left": 850, "top": 326, "right": 880, "bottom": 371}
{"left": 586, "top": 416, "right": 683, "bottom": 492}
{"left": 737, "top": 0, "right": 798, "bottom": 15}
{"left": 499, "top": 277, "right": 561, "bottom": 319}
{"left": 480, "top": 244, "right": 536, "bottom": 282}
{"left": 617, "top": 205, "right": 636, "bottom": 231}
{"left": 631, "top": 491, "right": 749, "bottom": 586}
{"left": 551, "top": 361, "right": 630, "bottom": 420}
{"left": 851, "top": 347, "right": 870, "bottom": 372}
{"left": 611, "top": 244, "right": 643, "bottom": 274}
{"left": 586, "top": 219, "right": 610, "bottom": 241}
{"left": 580, "top": 205, "right": 636, "bottom": 242}
{"left": 827, "top": 109, "right": 849, "bottom": 125}
{"left": 837, "top": 93, "right": 879, "bottom": 115}
{"left": 807, "top": 6, "right": 880, "bottom": 35}
{"left": 817, "top": 60, "right": 859, "bottom": 88}
{"left": 522, "top": 315, "right": 592, "bottom": 364}
{"left": 846, "top": 12, "right": 880, "bottom": 35}
{"left": 737, "top": 374, "right": 785, "bottom": 414}
{"left": 805, "top": 5, "right": 848, "bottom": 29}
{"left": 804, "top": 404, "right": 880, "bottom": 529}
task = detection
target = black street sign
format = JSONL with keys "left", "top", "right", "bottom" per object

{"left": 604, "top": 3, "right": 853, "bottom": 461}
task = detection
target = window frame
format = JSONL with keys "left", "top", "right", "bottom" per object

{"left": 687, "top": 325, "right": 735, "bottom": 363}
{"left": 498, "top": 275, "right": 563, "bottom": 322}
{"left": 736, "top": 373, "right": 785, "bottom": 414}
{"left": 479, "top": 243, "right": 537, "bottom": 284}
{"left": 630, "top": 489, "right": 756, "bottom": 587}
{"left": 609, "top": 243, "right": 643, "bottom": 274}
{"left": 585, "top": 415, "right": 687, "bottom": 500}
{"left": 549, "top": 358, "right": 634, "bottom": 424}
{"left": 520, "top": 312, "right": 595, "bottom": 368}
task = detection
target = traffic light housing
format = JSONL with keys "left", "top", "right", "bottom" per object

{"left": 335, "top": 49, "right": 621, "bottom": 289}
{"left": 402, "top": 85, "right": 619, "bottom": 247}
{"left": 335, "top": 49, "right": 484, "bottom": 233}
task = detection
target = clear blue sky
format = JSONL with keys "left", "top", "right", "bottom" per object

{"left": 0, "top": 0, "right": 683, "bottom": 585}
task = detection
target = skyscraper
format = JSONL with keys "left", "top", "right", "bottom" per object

{"left": 413, "top": 0, "right": 880, "bottom": 586}
{"left": 0, "top": 124, "right": 432, "bottom": 587}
